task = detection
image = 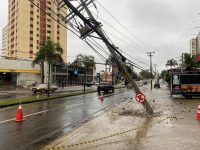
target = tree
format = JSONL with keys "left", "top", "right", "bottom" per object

{"left": 139, "top": 70, "right": 153, "bottom": 79}
{"left": 32, "top": 40, "right": 64, "bottom": 97}
{"left": 106, "top": 55, "right": 118, "bottom": 84}
{"left": 183, "top": 53, "right": 196, "bottom": 71}
{"left": 74, "top": 54, "right": 95, "bottom": 91}
{"left": 166, "top": 59, "right": 178, "bottom": 72}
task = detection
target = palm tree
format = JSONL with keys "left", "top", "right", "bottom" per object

{"left": 106, "top": 55, "right": 118, "bottom": 85}
{"left": 183, "top": 53, "right": 196, "bottom": 71}
{"left": 32, "top": 40, "right": 64, "bottom": 97}
{"left": 75, "top": 54, "right": 95, "bottom": 91}
{"left": 166, "top": 59, "right": 178, "bottom": 73}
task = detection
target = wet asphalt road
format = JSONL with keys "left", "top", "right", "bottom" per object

{"left": 0, "top": 88, "right": 133, "bottom": 150}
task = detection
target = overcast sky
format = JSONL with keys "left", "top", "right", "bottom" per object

{"left": 1, "top": 0, "right": 200, "bottom": 73}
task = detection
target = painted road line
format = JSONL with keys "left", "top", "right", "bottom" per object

{"left": 0, "top": 110, "right": 49, "bottom": 124}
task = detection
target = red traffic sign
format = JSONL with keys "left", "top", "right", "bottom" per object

{"left": 135, "top": 93, "right": 146, "bottom": 103}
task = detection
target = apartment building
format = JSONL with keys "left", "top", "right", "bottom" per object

{"left": 190, "top": 38, "right": 197, "bottom": 55}
{"left": 7, "top": 0, "right": 67, "bottom": 62}
{"left": 1, "top": 26, "right": 8, "bottom": 57}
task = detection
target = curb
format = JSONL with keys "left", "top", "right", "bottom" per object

{"left": 0, "top": 90, "right": 97, "bottom": 108}
{"left": 0, "top": 87, "right": 125, "bottom": 108}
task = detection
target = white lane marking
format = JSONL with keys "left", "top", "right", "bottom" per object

{"left": 0, "top": 110, "right": 49, "bottom": 124}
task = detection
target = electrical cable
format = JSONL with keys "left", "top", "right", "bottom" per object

{"left": 29, "top": 0, "right": 147, "bottom": 70}
{"left": 96, "top": 1, "right": 149, "bottom": 51}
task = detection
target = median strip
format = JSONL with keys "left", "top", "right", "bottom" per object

{"left": 0, "top": 89, "right": 97, "bottom": 108}
{"left": 0, "top": 86, "right": 125, "bottom": 108}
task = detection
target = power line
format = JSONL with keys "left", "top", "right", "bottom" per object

{"left": 92, "top": 13, "right": 146, "bottom": 51}
{"left": 29, "top": 0, "right": 146, "bottom": 71}
{"left": 96, "top": 1, "right": 149, "bottom": 51}
{"left": 31, "top": 0, "right": 80, "bottom": 37}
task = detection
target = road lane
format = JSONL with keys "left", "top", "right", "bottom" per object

{"left": 0, "top": 88, "right": 132, "bottom": 150}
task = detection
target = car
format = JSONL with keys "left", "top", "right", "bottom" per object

{"left": 97, "top": 82, "right": 114, "bottom": 93}
{"left": 154, "top": 82, "right": 160, "bottom": 88}
{"left": 142, "top": 80, "right": 148, "bottom": 85}
{"left": 32, "top": 84, "right": 58, "bottom": 94}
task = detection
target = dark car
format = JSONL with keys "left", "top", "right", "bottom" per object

{"left": 154, "top": 82, "right": 160, "bottom": 88}
{"left": 97, "top": 82, "right": 114, "bottom": 93}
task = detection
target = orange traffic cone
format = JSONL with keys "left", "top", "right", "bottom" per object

{"left": 196, "top": 104, "right": 200, "bottom": 120}
{"left": 99, "top": 92, "right": 104, "bottom": 100}
{"left": 15, "top": 104, "right": 24, "bottom": 122}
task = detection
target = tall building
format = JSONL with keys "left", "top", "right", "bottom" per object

{"left": 7, "top": 0, "right": 67, "bottom": 62}
{"left": 196, "top": 32, "right": 200, "bottom": 55}
{"left": 190, "top": 38, "right": 197, "bottom": 55}
{"left": 1, "top": 25, "right": 8, "bottom": 57}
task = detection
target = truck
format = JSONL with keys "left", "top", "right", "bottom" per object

{"left": 171, "top": 72, "right": 200, "bottom": 98}
{"left": 97, "top": 82, "right": 114, "bottom": 93}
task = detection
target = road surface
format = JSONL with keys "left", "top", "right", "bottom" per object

{"left": 0, "top": 88, "right": 135, "bottom": 150}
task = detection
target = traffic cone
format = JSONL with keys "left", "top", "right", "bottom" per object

{"left": 196, "top": 104, "right": 200, "bottom": 120}
{"left": 99, "top": 92, "right": 104, "bottom": 102}
{"left": 15, "top": 104, "right": 24, "bottom": 122}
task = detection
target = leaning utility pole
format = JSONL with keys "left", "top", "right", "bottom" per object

{"left": 60, "top": 0, "right": 153, "bottom": 115}
{"left": 147, "top": 52, "right": 155, "bottom": 91}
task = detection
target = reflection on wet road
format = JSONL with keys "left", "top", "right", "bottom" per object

{"left": 0, "top": 88, "right": 130, "bottom": 150}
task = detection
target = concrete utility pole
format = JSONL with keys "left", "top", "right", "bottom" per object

{"left": 147, "top": 52, "right": 155, "bottom": 91}
{"left": 61, "top": 0, "right": 153, "bottom": 115}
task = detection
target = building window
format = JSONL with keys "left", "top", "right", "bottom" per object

{"left": 30, "top": 11, "right": 34, "bottom": 14}
{"left": 47, "top": 7, "right": 51, "bottom": 10}
{"left": 30, "top": 24, "right": 33, "bottom": 27}
{"left": 47, "top": 1, "right": 51, "bottom": 5}
{"left": 47, "top": 24, "right": 51, "bottom": 28}
{"left": 47, "top": 19, "right": 51, "bottom": 22}
{"left": 30, "top": 44, "right": 33, "bottom": 47}
{"left": 47, "top": 30, "right": 51, "bottom": 33}
{"left": 30, "top": 31, "right": 33, "bottom": 34}
{"left": 30, "top": 50, "right": 33, "bottom": 54}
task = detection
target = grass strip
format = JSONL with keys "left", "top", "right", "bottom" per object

{"left": 0, "top": 86, "right": 125, "bottom": 108}
{"left": 0, "top": 90, "right": 97, "bottom": 108}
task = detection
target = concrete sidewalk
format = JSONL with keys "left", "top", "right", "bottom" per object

{"left": 42, "top": 83, "right": 200, "bottom": 150}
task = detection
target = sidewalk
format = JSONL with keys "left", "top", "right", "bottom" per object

{"left": 42, "top": 83, "right": 200, "bottom": 150}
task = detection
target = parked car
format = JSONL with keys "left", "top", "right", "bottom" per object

{"left": 32, "top": 84, "right": 58, "bottom": 94}
{"left": 97, "top": 82, "right": 114, "bottom": 93}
